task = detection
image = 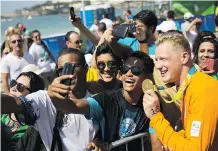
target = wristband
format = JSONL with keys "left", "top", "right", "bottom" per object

{"left": 138, "top": 39, "right": 147, "bottom": 43}
{"left": 149, "top": 127, "right": 155, "bottom": 134}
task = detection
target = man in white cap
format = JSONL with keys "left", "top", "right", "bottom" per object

{"left": 156, "top": 10, "right": 179, "bottom": 34}
{"left": 181, "top": 12, "right": 194, "bottom": 32}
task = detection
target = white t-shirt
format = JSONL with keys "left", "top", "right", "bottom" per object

{"left": 89, "top": 24, "right": 98, "bottom": 33}
{"left": 21, "top": 90, "right": 98, "bottom": 151}
{"left": 29, "top": 42, "right": 52, "bottom": 72}
{"left": 181, "top": 22, "right": 190, "bottom": 32}
{"left": 0, "top": 52, "right": 34, "bottom": 80}
{"left": 185, "top": 30, "right": 198, "bottom": 50}
{"left": 100, "top": 18, "right": 113, "bottom": 29}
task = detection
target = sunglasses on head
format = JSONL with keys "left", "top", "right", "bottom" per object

{"left": 75, "top": 40, "right": 83, "bottom": 44}
{"left": 120, "top": 65, "right": 146, "bottom": 76}
{"left": 10, "top": 79, "right": 31, "bottom": 93}
{"left": 96, "top": 61, "right": 117, "bottom": 71}
{"left": 11, "top": 39, "right": 22, "bottom": 44}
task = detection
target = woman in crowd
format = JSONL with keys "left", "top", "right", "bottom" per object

{"left": 1, "top": 71, "right": 44, "bottom": 150}
{"left": 87, "top": 43, "right": 122, "bottom": 94}
{"left": 193, "top": 31, "right": 218, "bottom": 79}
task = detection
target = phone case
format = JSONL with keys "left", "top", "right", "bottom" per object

{"left": 204, "top": 59, "right": 215, "bottom": 71}
{"left": 70, "top": 7, "right": 75, "bottom": 20}
{"left": 214, "top": 59, "right": 218, "bottom": 72}
{"left": 112, "top": 25, "right": 128, "bottom": 39}
{"left": 61, "top": 63, "right": 75, "bottom": 86}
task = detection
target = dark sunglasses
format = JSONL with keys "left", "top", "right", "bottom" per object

{"left": 96, "top": 61, "right": 117, "bottom": 71}
{"left": 33, "top": 35, "right": 40, "bottom": 39}
{"left": 75, "top": 40, "right": 83, "bottom": 44}
{"left": 10, "top": 79, "right": 31, "bottom": 93}
{"left": 11, "top": 39, "right": 23, "bottom": 44}
{"left": 120, "top": 65, "right": 146, "bottom": 76}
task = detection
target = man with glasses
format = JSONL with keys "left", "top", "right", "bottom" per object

{"left": 47, "top": 51, "right": 154, "bottom": 151}
{"left": 65, "top": 31, "right": 83, "bottom": 50}
{"left": 1, "top": 48, "right": 99, "bottom": 151}
{"left": 29, "top": 30, "right": 54, "bottom": 72}
{"left": 0, "top": 31, "right": 34, "bottom": 93}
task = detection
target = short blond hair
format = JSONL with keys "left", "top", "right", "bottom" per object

{"left": 156, "top": 31, "right": 191, "bottom": 53}
{"left": 7, "top": 28, "right": 21, "bottom": 39}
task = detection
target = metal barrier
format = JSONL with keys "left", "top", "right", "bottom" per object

{"left": 108, "top": 133, "right": 148, "bottom": 151}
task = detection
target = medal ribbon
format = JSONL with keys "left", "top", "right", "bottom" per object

{"left": 155, "top": 66, "right": 197, "bottom": 107}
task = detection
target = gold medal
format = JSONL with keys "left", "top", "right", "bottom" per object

{"left": 142, "top": 79, "right": 154, "bottom": 93}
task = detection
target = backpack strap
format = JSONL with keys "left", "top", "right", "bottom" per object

{"left": 41, "top": 41, "right": 58, "bottom": 67}
{"left": 50, "top": 111, "right": 63, "bottom": 151}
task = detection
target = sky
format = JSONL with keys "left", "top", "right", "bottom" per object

{"left": 1, "top": 0, "right": 46, "bottom": 14}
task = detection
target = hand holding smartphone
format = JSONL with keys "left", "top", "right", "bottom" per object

{"left": 59, "top": 63, "right": 75, "bottom": 97}
{"left": 204, "top": 59, "right": 215, "bottom": 71}
{"left": 112, "top": 25, "right": 128, "bottom": 39}
{"left": 61, "top": 63, "right": 75, "bottom": 86}
{"left": 70, "top": 7, "right": 75, "bottom": 20}
{"left": 202, "top": 59, "right": 218, "bottom": 73}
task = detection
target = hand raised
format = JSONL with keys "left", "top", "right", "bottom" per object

{"left": 69, "top": 16, "right": 83, "bottom": 28}
{"left": 48, "top": 75, "right": 74, "bottom": 99}
{"left": 133, "top": 22, "right": 147, "bottom": 42}
{"left": 143, "top": 89, "right": 160, "bottom": 118}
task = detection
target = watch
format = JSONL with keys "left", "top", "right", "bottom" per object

{"left": 138, "top": 39, "right": 147, "bottom": 43}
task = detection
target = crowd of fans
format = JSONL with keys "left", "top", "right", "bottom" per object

{"left": 1, "top": 8, "right": 218, "bottom": 151}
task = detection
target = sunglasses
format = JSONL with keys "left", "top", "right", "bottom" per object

{"left": 33, "top": 35, "right": 40, "bottom": 39}
{"left": 10, "top": 79, "right": 31, "bottom": 93}
{"left": 96, "top": 61, "right": 117, "bottom": 71}
{"left": 120, "top": 65, "right": 146, "bottom": 76}
{"left": 74, "top": 40, "right": 83, "bottom": 44}
{"left": 11, "top": 39, "right": 22, "bottom": 44}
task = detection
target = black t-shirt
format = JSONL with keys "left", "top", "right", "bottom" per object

{"left": 87, "top": 79, "right": 122, "bottom": 95}
{"left": 88, "top": 89, "right": 151, "bottom": 151}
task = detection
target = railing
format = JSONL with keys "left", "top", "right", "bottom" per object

{"left": 108, "top": 133, "right": 148, "bottom": 151}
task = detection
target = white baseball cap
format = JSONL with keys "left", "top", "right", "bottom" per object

{"left": 156, "top": 21, "right": 177, "bottom": 32}
{"left": 184, "top": 12, "right": 194, "bottom": 20}
{"left": 22, "top": 64, "right": 45, "bottom": 75}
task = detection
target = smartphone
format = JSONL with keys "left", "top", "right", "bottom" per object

{"left": 60, "top": 62, "right": 75, "bottom": 86}
{"left": 204, "top": 59, "right": 215, "bottom": 71}
{"left": 70, "top": 7, "right": 75, "bottom": 20}
{"left": 112, "top": 25, "right": 128, "bottom": 39}
{"left": 214, "top": 59, "right": 218, "bottom": 72}
{"left": 121, "top": 23, "right": 136, "bottom": 37}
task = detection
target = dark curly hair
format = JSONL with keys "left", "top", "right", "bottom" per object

{"left": 192, "top": 31, "right": 218, "bottom": 64}
{"left": 133, "top": 10, "right": 158, "bottom": 33}
{"left": 95, "top": 43, "right": 122, "bottom": 69}
{"left": 124, "top": 51, "right": 154, "bottom": 74}
{"left": 16, "top": 71, "right": 45, "bottom": 92}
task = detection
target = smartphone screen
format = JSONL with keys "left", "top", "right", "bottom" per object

{"left": 70, "top": 7, "right": 75, "bottom": 20}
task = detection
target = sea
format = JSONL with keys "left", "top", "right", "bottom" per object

{"left": 1, "top": 8, "right": 143, "bottom": 44}
{"left": 1, "top": 14, "right": 74, "bottom": 43}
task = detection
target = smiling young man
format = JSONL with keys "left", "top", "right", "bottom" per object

{"left": 143, "top": 31, "right": 218, "bottom": 151}
{"left": 47, "top": 51, "right": 154, "bottom": 151}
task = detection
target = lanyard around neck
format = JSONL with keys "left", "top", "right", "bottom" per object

{"left": 157, "top": 66, "right": 197, "bottom": 107}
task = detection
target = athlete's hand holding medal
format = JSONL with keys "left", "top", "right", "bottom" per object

{"left": 142, "top": 79, "right": 161, "bottom": 118}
